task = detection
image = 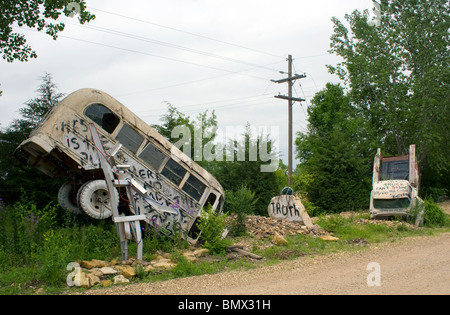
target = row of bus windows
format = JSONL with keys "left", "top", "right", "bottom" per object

{"left": 84, "top": 103, "right": 207, "bottom": 202}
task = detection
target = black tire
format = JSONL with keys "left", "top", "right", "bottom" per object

{"left": 78, "top": 180, "right": 118, "bottom": 220}
{"left": 58, "top": 182, "right": 83, "bottom": 215}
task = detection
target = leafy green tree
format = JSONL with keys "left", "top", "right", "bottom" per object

{"left": 0, "top": 0, "right": 95, "bottom": 62}
{"left": 328, "top": 0, "right": 450, "bottom": 196}
{"left": 0, "top": 74, "right": 64, "bottom": 206}
{"left": 295, "top": 83, "right": 372, "bottom": 213}
{"left": 152, "top": 103, "right": 218, "bottom": 169}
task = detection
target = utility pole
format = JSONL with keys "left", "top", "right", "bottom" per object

{"left": 272, "top": 55, "right": 306, "bottom": 186}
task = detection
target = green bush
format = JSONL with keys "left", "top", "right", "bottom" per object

{"left": 424, "top": 199, "right": 446, "bottom": 227}
{"left": 225, "top": 185, "right": 258, "bottom": 236}
{"left": 198, "top": 206, "right": 231, "bottom": 255}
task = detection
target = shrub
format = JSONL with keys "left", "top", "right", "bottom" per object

{"left": 225, "top": 185, "right": 258, "bottom": 236}
{"left": 423, "top": 199, "right": 446, "bottom": 227}
{"left": 198, "top": 206, "right": 231, "bottom": 255}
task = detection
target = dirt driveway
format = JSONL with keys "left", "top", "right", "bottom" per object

{"left": 84, "top": 232, "right": 450, "bottom": 295}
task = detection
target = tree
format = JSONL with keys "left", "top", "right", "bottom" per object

{"left": 151, "top": 103, "right": 218, "bottom": 169}
{"left": 212, "top": 123, "right": 286, "bottom": 215}
{"left": 0, "top": 0, "right": 95, "bottom": 62}
{"left": 295, "top": 83, "right": 372, "bottom": 213}
{"left": 11, "top": 73, "right": 64, "bottom": 132}
{"left": 0, "top": 74, "right": 64, "bottom": 206}
{"left": 328, "top": 0, "right": 450, "bottom": 196}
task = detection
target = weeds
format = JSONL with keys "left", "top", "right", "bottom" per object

{"left": 197, "top": 205, "right": 232, "bottom": 255}
{"left": 423, "top": 199, "right": 447, "bottom": 227}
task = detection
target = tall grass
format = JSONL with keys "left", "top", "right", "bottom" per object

{"left": 0, "top": 194, "right": 192, "bottom": 294}
{"left": 0, "top": 196, "right": 122, "bottom": 293}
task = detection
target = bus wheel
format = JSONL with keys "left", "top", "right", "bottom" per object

{"left": 58, "top": 182, "right": 83, "bottom": 215}
{"left": 78, "top": 180, "right": 117, "bottom": 220}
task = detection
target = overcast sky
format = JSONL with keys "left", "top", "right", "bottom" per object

{"left": 0, "top": 0, "right": 375, "bottom": 165}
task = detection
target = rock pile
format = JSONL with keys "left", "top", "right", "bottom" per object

{"left": 72, "top": 250, "right": 208, "bottom": 288}
{"left": 240, "top": 215, "right": 326, "bottom": 239}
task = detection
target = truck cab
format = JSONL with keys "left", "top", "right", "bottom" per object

{"left": 370, "top": 145, "right": 424, "bottom": 225}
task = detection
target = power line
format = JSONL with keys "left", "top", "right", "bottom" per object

{"left": 18, "top": 26, "right": 272, "bottom": 82}
{"left": 170, "top": 93, "right": 275, "bottom": 110}
{"left": 114, "top": 61, "right": 284, "bottom": 98}
{"left": 137, "top": 96, "right": 279, "bottom": 119}
{"left": 90, "top": 7, "right": 285, "bottom": 60}
{"left": 60, "top": 35, "right": 270, "bottom": 80}
{"left": 61, "top": 18, "right": 282, "bottom": 73}
{"left": 137, "top": 93, "right": 275, "bottom": 116}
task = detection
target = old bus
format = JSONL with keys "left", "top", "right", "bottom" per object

{"left": 15, "top": 88, "right": 225, "bottom": 242}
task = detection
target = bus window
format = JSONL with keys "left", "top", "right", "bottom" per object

{"left": 161, "top": 158, "right": 186, "bottom": 186}
{"left": 115, "top": 123, "right": 144, "bottom": 154}
{"left": 204, "top": 192, "right": 217, "bottom": 209}
{"left": 182, "top": 175, "right": 206, "bottom": 201}
{"left": 84, "top": 103, "right": 120, "bottom": 134}
{"left": 139, "top": 141, "right": 167, "bottom": 172}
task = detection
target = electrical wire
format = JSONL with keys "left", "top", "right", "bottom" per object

{"left": 114, "top": 60, "right": 284, "bottom": 98}
{"left": 55, "top": 33, "right": 271, "bottom": 81}
{"left": 61, "top": 18, "right": 282, "bottom": 73}
{"left": 89, "top": 7, "right": 286, "bottom": 60}
{"left": 136, "top": 95, "right": 279, "bottom": 118}
{"left": 17, "top": 26, "right": 272, "bottom": 82}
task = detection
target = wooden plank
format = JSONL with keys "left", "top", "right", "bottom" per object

{"left": 113, "top": 215, "right": 148, "bottom": 223}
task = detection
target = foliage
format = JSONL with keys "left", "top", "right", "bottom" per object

{"left": 423, "top": 199, "right": 447, "bottom": 227}
{"left": 197, "top": 206, "right": 231, "bottom": 255}
{"left": 0, "top": 193, "right": 58, "bottom": 265}
{"left": 294, "top": 83, "right": 372, "bottom": 213}
{"left": 13, "top": 73, "right": 65, "bottom": 131}
{"left": 0, "top": 194, "right": 121, "bottom": 292}
{"left": 314, "top": 212, "right": 426, "bottom": 243}
{"left": 0, "top": 73, "right": 64, "bottom": 207}
{"left": 225, "top": 185, "right": 258, "bottom": 236}
{"left": 211, "top": 123, "right": 286, "bottom": 215}
{"left": 151, "top": 102, "right": 218, "bottom": 169}
{"left": 328, "top": 0, "right": 450, "bottom": 197}
{"left": 0, "top": 0, "right": 95, "bottom": 62}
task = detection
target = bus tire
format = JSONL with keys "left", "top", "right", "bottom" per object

{"left": 58, "top": 182, "right": 83, "bottom": 215}
{"left": 78, "top": 180, "right": 117, "bottom": 220}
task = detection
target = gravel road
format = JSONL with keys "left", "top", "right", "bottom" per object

{"left": 82, "top": 232, "right": 450, "bottom": 295}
